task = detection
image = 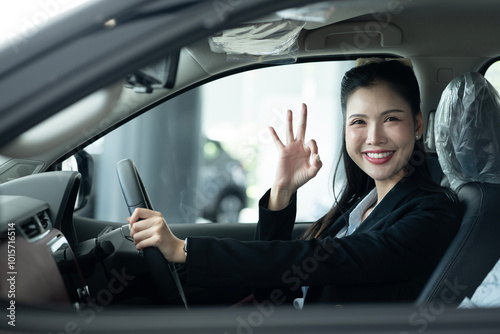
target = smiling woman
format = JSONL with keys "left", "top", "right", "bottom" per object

{"left": 343, "top": 62, "right": 423, "bottom": 201}
{"left": 304, "top": 59, "right": 432, "bottom": 240}
{"left": 128, "top": 59, "right": 461, "bottom": 307}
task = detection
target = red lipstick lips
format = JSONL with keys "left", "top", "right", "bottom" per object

{"left": 364, "top": 150, "right": 395, "bottom": 165}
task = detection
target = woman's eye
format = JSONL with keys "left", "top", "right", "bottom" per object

{"left": 350, "top": 119, "right": 365, "bottom": 126}
{"left": 385, "top": 116, "right": 400, "bottom": 122}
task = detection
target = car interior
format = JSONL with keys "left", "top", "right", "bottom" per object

{"left": 1, "top": 0, "right": 500, "bottom": 332}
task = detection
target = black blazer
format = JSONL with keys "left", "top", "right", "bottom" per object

{"left": 186, "top": 173, "right": 461, "bottom": 305}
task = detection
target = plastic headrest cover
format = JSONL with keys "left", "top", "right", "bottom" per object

{"left": 435, "top": 72, "right": 500, "bottom": 190}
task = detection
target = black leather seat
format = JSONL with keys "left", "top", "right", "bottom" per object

{"left": 416, "top": 72, "right": 500, "bottom": 306}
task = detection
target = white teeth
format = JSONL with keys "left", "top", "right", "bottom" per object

{"left": 366, "top": 151, "right": 393, "bottom": 159}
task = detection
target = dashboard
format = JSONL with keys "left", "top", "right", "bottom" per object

{"left": 0, "top": 171, "right": 86, "bottom": 307}
{"left": 0, "top": 171, "right": 159, "bottom": 311}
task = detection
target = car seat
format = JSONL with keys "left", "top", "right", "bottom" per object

{"left": 416, "top": 72, "right": 500, "bottom": 306}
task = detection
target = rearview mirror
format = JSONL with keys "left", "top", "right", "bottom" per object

{"left": 125, "top": 50, "right": 180, "bottom": 93}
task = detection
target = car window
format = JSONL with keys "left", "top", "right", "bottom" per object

{"left": 82, "top": 60, "right": 355, "bottom": 224}
{"left": 484, "top": 60, "right": 500, "bottom": 92}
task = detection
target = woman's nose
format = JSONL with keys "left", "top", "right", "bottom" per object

{"left": 366, "top": 124, "right": 386, "bottom": 145}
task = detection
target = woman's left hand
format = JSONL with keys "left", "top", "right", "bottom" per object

{"left": 128, "top": 208, "right": 186, "bottom": 263}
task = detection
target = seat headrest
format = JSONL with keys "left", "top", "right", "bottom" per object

{"left": 435, "top": 72, "right": 500, "bottom": 190}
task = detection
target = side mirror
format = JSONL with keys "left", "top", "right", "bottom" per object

{"left": 75, "top": 150, "right": 94, "bottom": 211}
{"left": 61, "top": 150, "right": 94, "bottom": 212}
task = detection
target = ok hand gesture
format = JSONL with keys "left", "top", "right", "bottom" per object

{"left": 268, "top": 103, "right": 322, "bottom": 210}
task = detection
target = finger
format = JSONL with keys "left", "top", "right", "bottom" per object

{"left": 306, "top": 139, "right": 318, "bottom": 156}
{"left": 285, "top": 109, "right": 294, "bottom": 144}
{"left": 269, "top": 126, "right": 284, "bottom": 150}
{"left": 135, "top": 232, "right": 162, "bottom": 250}
{"left": 129, "top": 208, "right": 160, "bottom": 226}
{"left": 308, "top": 154, "right": 323, "bottom": 178}
{"left": 129, "top": 208, "right": 147, "bottom": 226}
{"left": 132, "top": 224, "right": 160, "bottom": 247}
{"left": 296, "top": 103, "right": 307, "bottom": 142}
{"left": 128, "top": 209, "right": 140, "bottom": 228}
{"left": 130, "top": 214, "right": 165, "bottom": 237}
{"left": 129, "top": 217, "right": 153, "bottom": 237}
{"left": 306, "top": 139, "right": 321, "bottom": 174}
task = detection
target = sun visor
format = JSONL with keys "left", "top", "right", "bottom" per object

{"left": 434, "top": 72, "right": 500, "bottom": 190}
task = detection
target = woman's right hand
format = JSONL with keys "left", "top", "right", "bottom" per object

{"left": 128, "top": 208, "right": 186, "bottom": 263}
{"left": 268, "top": 103, "right": 322, "bottom": 210}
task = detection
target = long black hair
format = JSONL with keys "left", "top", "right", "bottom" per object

{"left": 302, "top": 59, "right": 450, "bottom": 239}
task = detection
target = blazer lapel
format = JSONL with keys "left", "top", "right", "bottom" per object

{"left": 356, "top": 174, "right": 418, "bottom": 232}
{"left": 324, "top": 199, "right": 361, "bottom": 236}
{"left": 322, "top": 173, "right": 419, "bottom": 237}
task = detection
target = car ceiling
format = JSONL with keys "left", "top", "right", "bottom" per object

{"left": 1, "top": 0, "right": 499, "bottom": 169}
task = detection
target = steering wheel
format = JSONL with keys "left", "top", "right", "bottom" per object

{"left": 116, "top": 158, "right": 188, "bottom": 309}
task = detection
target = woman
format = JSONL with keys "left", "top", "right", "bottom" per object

{"left": 128, "top": 59, "right": 461, "bottom": 305}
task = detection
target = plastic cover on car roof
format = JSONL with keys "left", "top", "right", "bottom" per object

{"left": 208, "top": 19, "right": 306, "bottom": 63}
{"left": 208, "top": 2, "right": 336, "bottom": 64}
{"left": 434, "top": 72, "right": 500, "bottom": 190}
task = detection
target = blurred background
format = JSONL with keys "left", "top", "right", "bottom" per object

{"left": 85, "top": 61, "right": 354, "bottom": 224}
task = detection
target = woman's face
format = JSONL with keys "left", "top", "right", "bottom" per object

{"left": 345, "top": 83, "right": 423, "bottom": 190}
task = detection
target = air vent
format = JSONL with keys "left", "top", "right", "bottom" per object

{"left": 19, "top": 211, "right": 51, "bottom": 242}
{"left": 20, "top": 219, "right": 40, "bottom": 239}
{"left": 38, "top": 211, "right": 51, "bottom": 230}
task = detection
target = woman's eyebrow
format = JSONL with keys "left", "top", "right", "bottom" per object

{"left": 347, "top": 113, "right": 367, "bottom": 119}
{"left": 381, "top": 109, "right": 406, "bottom": 115}
{"left": 347, "top": 109, "right": 406, "bottom": 119}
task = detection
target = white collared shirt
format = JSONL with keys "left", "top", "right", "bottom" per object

{"left": 337, "top": 188, "right": 378, "bottom": 237}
